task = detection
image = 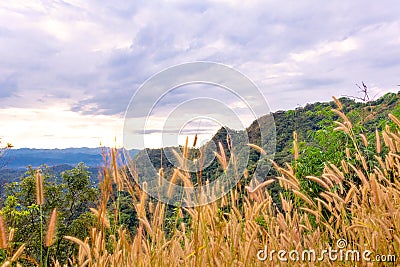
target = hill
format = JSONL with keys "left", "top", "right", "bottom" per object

{"left": 136, "top": 92, "right": 400, "bottom": 182}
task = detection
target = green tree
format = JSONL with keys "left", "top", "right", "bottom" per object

{"left": 1, "top": 163, "right": 98, "bottom": 266}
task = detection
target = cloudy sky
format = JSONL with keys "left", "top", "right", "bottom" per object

{"left": 0, "top": 1, "right": 399, "bottom": 149}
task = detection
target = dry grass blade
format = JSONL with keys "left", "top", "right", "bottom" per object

{"left": 332, "top": 109, "right": 352, "bottom": 128}
{"left": 333, "top": 121, "right": 350, "bottom": 134}
{"left": 359, "top": 134, "right": 368, "bottom": 147}
{"left": 167, "top": 169, "right": 180, "bottom": 198}
{"left": 214, "top": 142, "right": 228, "bottom": 171}
{"left": 277, "top": 177, "right": 300, "bottom": 191}
{"left": 0, "top": 214, "right": 7, "bottom": 249}
{"left": 45, "top": 208, "right": 57, "bottom": 247}
{"left": 332, "top": 96, "right": 343, "bottom": 110}
{"left": 193, "top": 133, "right": 198, "bottom": 147}
{"left": 176, "top": 169, "right": 194, "bottom": 188}
{"left": 138, "top": 218, "right": 153, "bottom": 236}
{"left": 341, "top": 160, "right": 349, "bottom": 174}
{"left": 389, "top": 113, "right": 400, "bottom": 127}
{"left": 171, "top": 149, "right": 184, "bottom": 167}
{"left": 382, "top": 131, "right": 395, "bottom": 152}
{"left": 376, "top": 129, "right": 381, "bottom": 153}
{"left": 324, "top": 191, "right": 344, "bottom": 204}
{"left": 292, "top": 190, "right": 316, "bottom": 208}
{"left": 344, "top": 185, "right": 357, "bottom": 203}
{"left": 245, "top": 179, "right": 275, "bottom": 194}
{"left": 348, "top": 163, "right": 369, "bottom": 186}
{"left": 300, "top": 207, "right": 318, "bottom": 217}
{"left": 158, "top": 168, "right": 165, "bottom": 188}
{"left": 89, "top": 208, "right": 110, "bottom": 228}
{"left": 345, "top": 147, "right": 351, "bottom": 158}
{"left": 305, "top": 176, "right": 331, "bottom": 191}
{"left": 293, "top": 131, "right": 299, "bottom": 160}
{"left": 10, "top": 244, "right": 25, "bottom": 262}
{"left": 89, "top": 207, "right": 99, "bottom": 217}
{"left": 8, "top": 228, "right": 14, "bottom": 243}
{"left": 279, "top": 167, "right": 299, "bottom": 186}
{"left": 247, "top": 143, "right": 266, "bottom": 155}
{"left": 182, "top": 136, "right": 189, "bottom": 168}
{"left": 35, "top": 170, "right": 44, "bottom": 205}
{"left": 111, "top": 148, "right": 123, "bottom": 191}
{"left": 64, "top": 236, "right": 91, "bottom": 261}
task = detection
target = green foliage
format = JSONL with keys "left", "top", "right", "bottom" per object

{"left": 296, "top": 126, "right": 348, "bottom": 178}
{"left": 1, "top": 163, "right": 98, "bottom": 266}
{"left": 287, "top": 93, "right": 399, "bottom": 211}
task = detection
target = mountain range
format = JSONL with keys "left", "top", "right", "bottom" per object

{"left": 2, "top": 147, "right": 138, "bottom": 169}
{"left": 0, "top": 147, "right": 138, "bottom": 185}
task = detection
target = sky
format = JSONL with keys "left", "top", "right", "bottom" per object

{"left": 0, "top": 0, "right": 399, "bottom": 149}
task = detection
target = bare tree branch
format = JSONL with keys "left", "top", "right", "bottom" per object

{"left": 0, "top": 139, "right": 13, "bottom": 169}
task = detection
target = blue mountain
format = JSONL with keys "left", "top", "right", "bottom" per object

{"left": 3, "top": 147, "right": 138, "bottom": 169}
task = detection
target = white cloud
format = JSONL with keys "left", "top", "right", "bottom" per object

{"left": 0, "top": 108, "right": 123, "bottom": 149}
{"left": 0, "top": 0, "right": 399, "bottom": 148}
{"left": 290, "top": 38, "right": 358, "bottom": 63}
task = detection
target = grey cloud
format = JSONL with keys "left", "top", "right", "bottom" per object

{"left": 298, "top": 78, "right": 341, "bottom": 88}
{"left": 0, "top": 0, "right": 399, "bottom": 117}
{"left": 143, "top": 128, "right": 214, "bottom": 135}
{"left": 0, "top": 76, "right": 17, "bottom": 98}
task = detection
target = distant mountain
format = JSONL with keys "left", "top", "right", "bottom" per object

{"left": 3, "top": 147, "right": 138, "bottom": 169}
{"left": 0, "top": 147, "right": 139, "bottom": 188}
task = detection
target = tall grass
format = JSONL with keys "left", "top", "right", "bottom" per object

{"left": 3, "top": 99, "right": 400, "bottom": 266}
{"left": 57, "top": 99, "right": 398, "bottom": 266}
{"left": 0, "top": 213, "right": 26, "bottom": 266}
{"left": 36, "top": 170, "right": 44, "bottom": 266}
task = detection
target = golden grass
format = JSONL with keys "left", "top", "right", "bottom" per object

{"left": 214, "top": 142, "right": 228, "bottom": 171}
{"left": 5, "top": 99, "right": 400, "bottom": 266}
{"left": 45, "top": 208, "right": 57, "bottom": 247}
{"left": 35, "top": 170, "right": 44, "bottom": 206}
{"left": 247, "top": 143, "right": 266, "bottom": 155}
{"left": 0, "top": 214, "right": 7, "bottom": 250}
{"left": 57, "top": 109, "right": 399, "bottom": 266}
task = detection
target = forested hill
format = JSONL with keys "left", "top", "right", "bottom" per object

{"left": 248, "top": 91, "right": 400, "bottom": 165}
{"left": 139, "top": 92, "right": 400, "bottom": 179}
